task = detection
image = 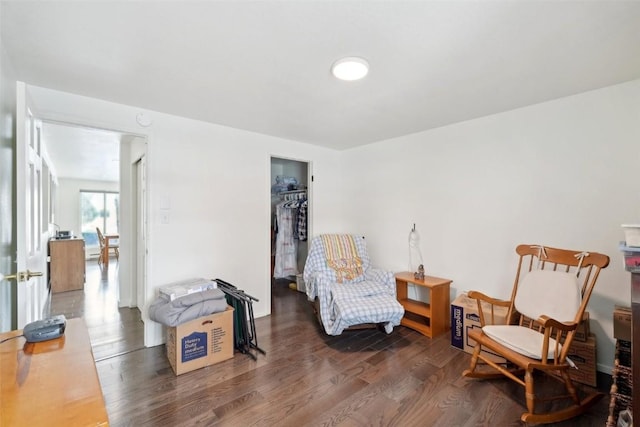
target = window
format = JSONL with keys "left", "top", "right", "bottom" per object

{"left": 80, "top": 191, "right": 119, "bottom": 247}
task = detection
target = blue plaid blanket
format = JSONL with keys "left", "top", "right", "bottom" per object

{"left": 304, "top": 235, "right": 404, "bottom": 335}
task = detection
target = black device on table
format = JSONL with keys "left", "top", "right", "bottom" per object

{"left": 23, "top": 315, "right": 67, "bottom": 342}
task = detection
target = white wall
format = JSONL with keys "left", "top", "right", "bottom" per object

{"left": 28, "top": 85, "right": 344, "bottom": 347}
{"left": 341, "top": 79, "right": 640, "bottom": 372}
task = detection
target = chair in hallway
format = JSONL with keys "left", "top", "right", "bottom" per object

{"left": 96, "top": 227, "right": 119, "bottom": 267}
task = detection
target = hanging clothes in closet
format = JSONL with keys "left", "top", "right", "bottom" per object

{"left": 273, "top": 190, "right": 307, "bottom": 279}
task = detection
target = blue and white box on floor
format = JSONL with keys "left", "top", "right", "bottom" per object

{"left": 166, "top": 306, "right": 234, "bottom": 375}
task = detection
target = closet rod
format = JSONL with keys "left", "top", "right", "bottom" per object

{"left": 277, "top": 189, "right": 307, "bottom": 194}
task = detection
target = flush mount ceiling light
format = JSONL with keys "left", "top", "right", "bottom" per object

{"left": 331, "top": 57, "right": 369, "bottom": 81}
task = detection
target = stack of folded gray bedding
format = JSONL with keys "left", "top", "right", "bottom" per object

{"left": 149, "top": 286, "right": 227, "bottom": 327}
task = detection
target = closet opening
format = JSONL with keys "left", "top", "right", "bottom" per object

{"left": 270, "top": 156, "right": 310, "bottom": 301}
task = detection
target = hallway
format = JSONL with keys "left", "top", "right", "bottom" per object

{"left": 47, "top": 258, "right": 144, "bottom": 361}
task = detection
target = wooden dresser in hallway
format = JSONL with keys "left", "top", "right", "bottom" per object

{"left": 49, "top": 238, "right": 85, "bottom": 293}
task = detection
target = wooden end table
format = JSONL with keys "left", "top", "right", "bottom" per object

{"left": 0, "top": 319, "right": 109, "bottom": 426}
{"left": 395, "top": 271, "right": 452, "bottom": 338}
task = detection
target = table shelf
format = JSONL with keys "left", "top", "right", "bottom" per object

{"left": 395, "top": 272, "right": 452, "bottom": 338}
{"left": 399, "top": 298, "right": 431, "bottom": 317}
{"left": 401, "top": 315, "right": 432, "bottom": 336}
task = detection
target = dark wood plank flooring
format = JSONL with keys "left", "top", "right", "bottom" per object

{"left": 52, "top": 273, "right": 611, "bottom": 426}
{"left": 47, "top": 258, "right": 144, "bottom": 361}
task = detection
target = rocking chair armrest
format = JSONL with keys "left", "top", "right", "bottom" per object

{"left": 534, "top": 316, "right": 579, "bottom": 363}
{"left": 537, "top": 315, "right": 578, "bottom": 332}
{"left": 466, "top": 291, "right": 511, "bottom": 326}
{"left": 466, "top": 291, "right": 511, "bottom": 307}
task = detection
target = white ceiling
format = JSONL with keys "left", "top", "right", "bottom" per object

{"left": 42, "top": 122, "right": 121, "bottom": 182}
{"left": 3, "top": 1, "right": 640, "bottom": 157}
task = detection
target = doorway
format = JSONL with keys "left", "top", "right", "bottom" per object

{"left": 42, "top": 121, "right": 147, "bottom": 357}
{"left": 270, "top": 156, "right": 311, "bottom": 301}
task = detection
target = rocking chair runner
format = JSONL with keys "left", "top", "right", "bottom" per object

{"left": 462, "top": 244, "right": 609, "bottom": 425}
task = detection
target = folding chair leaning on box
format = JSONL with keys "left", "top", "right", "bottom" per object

{"left": 214, "top": 278, "right": 266, "bottom": 360}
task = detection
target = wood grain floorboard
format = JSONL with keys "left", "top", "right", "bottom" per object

{"left": 47, "top": 259, "right": 145, "bottom": 362}
{"left": 49, "top": 274, "right": 611, "bottom": 426}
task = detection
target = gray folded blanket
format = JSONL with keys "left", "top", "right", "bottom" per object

{"left": 149, "top": 288, "right": 227, "bottom": 327}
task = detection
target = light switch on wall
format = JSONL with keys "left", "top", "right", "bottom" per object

{"left": 160, "top": 211, "right": 170, "bottom": 224}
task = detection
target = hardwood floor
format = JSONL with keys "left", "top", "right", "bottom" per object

{"left": 53, "top": 274, "right": 611, "bottom": 426}
{"left": 47, "top": 257, "right": 144, "bottom": 361}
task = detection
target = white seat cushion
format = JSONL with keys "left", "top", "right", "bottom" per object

{"left": 483, "top": 325, "right": 561, "bottom": 360}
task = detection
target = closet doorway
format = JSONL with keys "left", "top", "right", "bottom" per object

{"left": 270, "top": 156, "right": 310, "bottom": 297}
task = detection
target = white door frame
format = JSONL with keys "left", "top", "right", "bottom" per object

{"left": 134, "top": 154, "right": 147, "bottom": 310}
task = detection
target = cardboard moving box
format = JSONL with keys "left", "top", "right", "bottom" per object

{"left": 552, "top": 334, "right": 598, "bottom": 387}
{"left": 613, "top": 305, "right": 632, "bottom": 342}
{"left": 166, "top": 306, "right": 234, "bottom": 375}
{"left": 451, "top": 293, "right": 510, "bottom": 363}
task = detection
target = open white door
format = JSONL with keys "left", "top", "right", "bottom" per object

{"left": 15, "top": 81, "right": 48, "bottom": 328}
